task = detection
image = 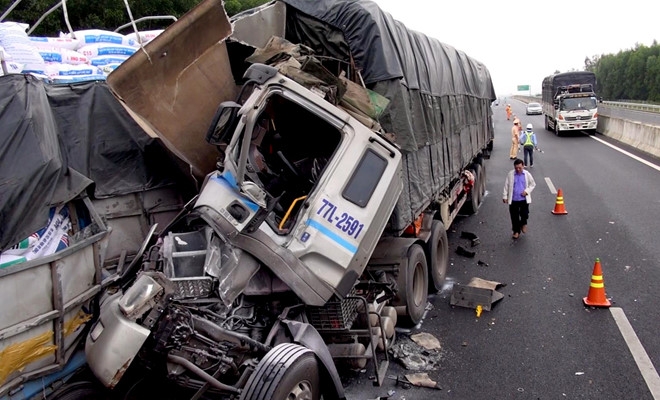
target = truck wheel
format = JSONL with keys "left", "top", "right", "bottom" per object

{"left": 240, "top": 343, "right": 320, "bottom": 400}
{"left": 397, "top": 244, "right": 428, "bottom": 325}
{"left": 545, "top": 115, "right": 550, "bottom": 131}
{"left": 554, "top": 122, "right": 561, "bottom": 137}
{"left": 48, "top": 381, "right": 108, "bottom": 400}
{"left": 476, "top": 158, "right": 486, "bottom": 201}
{"left": 461, "top": 164, "right": 481, "bottom": 214}
{"left": 427, "top": 220, "right": 449, "bottom": 292}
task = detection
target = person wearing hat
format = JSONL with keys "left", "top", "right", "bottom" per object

{"left": 519, "top": 123, "right": 538, "bottom": 167}
{"left": 509, "top": 117, "right": 521, "bottom": 159}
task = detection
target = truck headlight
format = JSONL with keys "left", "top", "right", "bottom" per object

{"left": 118, "top": 274, "right": 164, "bottom": 319}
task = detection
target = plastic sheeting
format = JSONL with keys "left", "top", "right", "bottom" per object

{"left": 281, "top": 0, "right": 496, "bottom": 232}
{"left": 0, "top": 74, "right": 187, "bottom": 251}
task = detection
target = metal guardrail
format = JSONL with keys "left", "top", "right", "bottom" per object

{"left": 601, "top": 101, "right": 660, "bottom": 113}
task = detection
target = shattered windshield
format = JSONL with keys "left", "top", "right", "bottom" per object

{"left": 560, "top": 97, "right": 598, "bottom": 111}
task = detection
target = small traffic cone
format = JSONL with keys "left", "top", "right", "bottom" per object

{"left": 551, "top": 188, "right": 568, "bottom": 215}
{"left": 583, "top": 258, "right": 611, "bottom": 307}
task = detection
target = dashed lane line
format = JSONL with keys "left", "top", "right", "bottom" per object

{"left": 610, "top": 307, "right": 660, "bottom": 399}
{"left": 544, "top": 177, "right": 557, "bottom": 195}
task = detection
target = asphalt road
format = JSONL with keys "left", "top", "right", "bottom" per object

{"left": 342, "top": 101, "right": 660, "bottom": 400}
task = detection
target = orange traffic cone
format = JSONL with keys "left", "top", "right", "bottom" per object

{"left": 551, "top": 188, "right": 568, "bottom": 215}
{"left": 583, "top": 258, "right": 611, "bottom": 307}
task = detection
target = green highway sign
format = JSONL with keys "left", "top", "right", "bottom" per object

{"left": 517, "top": 85, "right": 530, "bottom": 91}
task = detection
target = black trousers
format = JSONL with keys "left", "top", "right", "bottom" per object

{"left": 509, "top": 200, "right": 529, "bottom": 233}
{"left": 523, "top": 146, "right": 534, "bottom": 166}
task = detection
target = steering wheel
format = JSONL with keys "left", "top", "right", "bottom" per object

{"left": 276, "top": 150, "right": 300, "bottom": 177}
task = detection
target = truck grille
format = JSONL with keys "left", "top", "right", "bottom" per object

{"left": 565, "top": 115, "right": 591, "bottom": 121}
{"left": 307, "top": 295, "right": 361, "bottom": 330}
{"left": 171, "top": 277, "right": 214, "bottom": 299}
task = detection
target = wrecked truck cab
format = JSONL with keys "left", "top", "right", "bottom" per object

{"left": 86, "top": 62, "right": 404, "bottom": 398}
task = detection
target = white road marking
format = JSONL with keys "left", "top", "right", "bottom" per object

{"left": 591, "top": 136, "right": 660, "bottom": 172}
{"left": 544, "top": 177, "right": 557, "bottom": 194}
{"left": 610, "top": 307, "right": 660, "bottom": 398}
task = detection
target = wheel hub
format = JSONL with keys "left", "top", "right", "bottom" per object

{"left": 288, "top": 380, "right": 313, "bottom": 400}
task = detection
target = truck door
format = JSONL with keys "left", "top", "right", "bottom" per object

{"left": 282, "top": 109, "right": 402, "bottom": 292}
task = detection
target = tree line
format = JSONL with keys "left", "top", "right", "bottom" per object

{"left": 584, "top": 41, "right": 660, "bottom": 103}
{"left": 0, "top": 0, "right": 269, "bottom": 36}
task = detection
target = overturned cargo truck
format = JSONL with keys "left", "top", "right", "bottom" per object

{"left": 85, "top": 0, "right": 496, "bottom": 398}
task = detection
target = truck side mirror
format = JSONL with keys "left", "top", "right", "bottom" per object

{"left": 206, "top": 101, "right": 241, "bottom": 145}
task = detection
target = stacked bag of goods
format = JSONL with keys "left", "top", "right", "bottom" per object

{"left": 0, "top": 206, "right": 71, "bottom": 269}
{"left": 0, "top": 21, "right": 163, "bottom": 82}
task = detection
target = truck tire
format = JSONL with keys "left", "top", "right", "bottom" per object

{"left": 461, "top": 164, "right": 481, "bottom": 215}
{"left": 48, "top": 381, "right": 109, "bottom": 400}
{"left": 545, "top": 115, "right": 550, "bottom": 131}
{"left": 240, "top": 343, "right": 320, "bottom": 400}
{"left": 397, "top": 244, "right": 428, "bottom": 325}
{"left": 475, "top": 158, "right": 486, "bottom": 201}
{"left": 427, "top": 220, "right": 449, "bottom": 292}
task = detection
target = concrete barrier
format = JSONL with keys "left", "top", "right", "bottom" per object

{"left": 597, "top": 115, "right": 660, "bottom": 159}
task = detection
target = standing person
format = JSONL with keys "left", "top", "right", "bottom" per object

{"left": 505, "top": 104, "right": 512, "bottom": 120}
{"left": 519, "top": 123, "right": 538, "bottom": 167}
{"left": 502, "top": 158, "right": 536, "bottom": 239}
{"left": 509, "top": 117, "right": 521, "bottom": 159}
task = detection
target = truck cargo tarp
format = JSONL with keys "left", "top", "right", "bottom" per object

{"left": 543, "top": 71, "right": 596, "bottom": 90}
{"left": 0, "top": 74, "right": 184, "bottom": 251}
{"left": 280, "top": 0, "right": 496, "bottom": 231}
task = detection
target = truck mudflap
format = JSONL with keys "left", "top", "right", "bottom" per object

{"left": 280, "top": 320, "right": 346, "bottom": 400}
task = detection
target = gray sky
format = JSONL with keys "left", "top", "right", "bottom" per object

{"left": 371, "top": 0, "right": 658, "bottom": 97}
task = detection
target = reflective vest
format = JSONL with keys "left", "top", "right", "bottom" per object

{"left": 522, "top": 132, "right": 534, "bottom": 146}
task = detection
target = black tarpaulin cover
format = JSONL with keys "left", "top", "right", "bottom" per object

{"left": 281, "top": 0, "right": 496, "bottom": 232}
{"left": 543, "top": 71, "right": 596, "bottom": 91}
{"left": 0, "top": 74, "right": 183, "bottom": 251}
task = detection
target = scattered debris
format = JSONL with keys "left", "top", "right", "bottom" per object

{"left": 389, "top": 335, "right": 444, "bottom": 371}
{"left": 450, "top": 277, "right": 506, "bottom": 311}
{"left": 477, "top": 260, "right": 489, "bottom": 267}
{"left": 460, "top": 231, "right": 480, "bottom": 247}
{"left": 456, "top": 246, "right": 475, "bottom": 258}
{"left": 388, "top": 374, "right": 412, "bottom": 389}
{"left": 410, "top": 332, "right": 441, "bottom": 350}
{"left": 404, "top": 373, "right": 442, "bottom": 390}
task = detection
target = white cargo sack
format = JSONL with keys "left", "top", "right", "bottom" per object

{"left": 125, "top": 29, "right": 164, "bottom": 46}
{"left": 77, "top": 43, "right": 136, "bottom": 58}
{"left": 0, "top": 206, "right": 71, "bottom": 269}
{"left": 89, "top": 54, "right": 130, "bottom": 66}
{"left": 29, "top": 36, "right": 79, "bottom": 50}
{"left": 45, "top": 63, "right": 102, "bottom": 76}
{"left": 38, "top": 46, "right": 89, "bottom": 64}
{"left": 0, "top": 22, "right": 45, "bottom": 67}
{"left": 64, "top": 29, "right": 136, "bottom": 48}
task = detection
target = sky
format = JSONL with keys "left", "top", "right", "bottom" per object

{"left": 370, "top": 0, "right": 659, "bottom": 97}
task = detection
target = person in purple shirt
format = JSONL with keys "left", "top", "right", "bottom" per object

{"left": 502, "top": 158, "right": 536, "bottom": 239}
